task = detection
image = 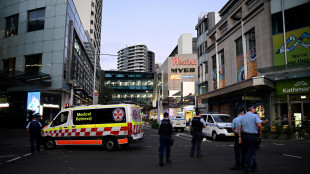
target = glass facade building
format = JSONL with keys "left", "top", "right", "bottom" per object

{"left": 102, "top": 71, "right": 155, "bottom": 106}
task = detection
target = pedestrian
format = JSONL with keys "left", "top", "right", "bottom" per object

{"left": 231, "top": 108, "right": 245, "bottom": 170}
{"left": 238, "top": 105, "right": 262, "bottom": 174}
{"left": 190, "top": 109, "right": 207, "bottom": 158}
{"left": 26, "top": 115, "right": 42, "bottom": 154}
{"left": 158, "top": 112, "right": 173, "bottom": 166}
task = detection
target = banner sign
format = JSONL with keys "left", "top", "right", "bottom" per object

{"left": 276, "top": 78, "right": 310, "bottom": 95}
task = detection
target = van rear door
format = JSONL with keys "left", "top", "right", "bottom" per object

{"left": 130, "top": 105, "right": 143, "bottom": 139}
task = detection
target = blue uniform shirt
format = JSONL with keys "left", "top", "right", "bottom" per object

{"left": 240, "top": 112, "right": 260, "bottom": 134}
{"left": 26, "top": 120, "right": 42, "bottom": 129}
{"left": 159, "top": 117, "right": 173, "bottom": 127}
{"left": 190, "top": 117, "right": 207, "bottom": 126}
{"left": 231, "top": 115, "right": 242, "bottom": 133}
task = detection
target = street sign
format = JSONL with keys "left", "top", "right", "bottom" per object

{"left": 198, "top": 99, "right": 201, "bottom": 104}
{"left": 94, "top": 92, "right": 98, "bottom": 96}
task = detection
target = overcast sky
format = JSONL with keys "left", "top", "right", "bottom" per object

{"left": 100, "top": 0, "right": 228, "bottom": 70}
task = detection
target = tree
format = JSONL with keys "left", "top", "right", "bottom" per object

{"left": 98, "top": 86, "right": 115, "bottom": 104}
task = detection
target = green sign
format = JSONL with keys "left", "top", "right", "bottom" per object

{"left": 276, "top": 78, "right": 310, "bottom": 95}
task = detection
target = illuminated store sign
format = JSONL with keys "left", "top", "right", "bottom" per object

{"left": 170, "top": 75, "right": 195, "bottom": 80}
{"left": 171, "top": 68, "right": 195, "bottom": 73}
{"left": 172, "top": 58, "right": 197, "bottom": 65}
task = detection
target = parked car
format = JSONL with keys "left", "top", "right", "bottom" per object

{"left": 170, "top": 115, "right": 186, "bottom": 132}
{"left": 202, "top": 113, "right": 234, "bottom": 140}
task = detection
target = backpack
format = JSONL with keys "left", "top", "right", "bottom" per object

{"left": 192, "top": 117, "right": 203, "bottom": 133}
{"left": 158, "top": 119, "right": 172, "bottom": 136}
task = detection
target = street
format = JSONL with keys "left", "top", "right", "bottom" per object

{"left": 0, "top": 127, "right": 309, "bottom": 174}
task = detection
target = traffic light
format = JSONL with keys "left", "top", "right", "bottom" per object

{"left": 65, "top": 103, "right": 69, "bottom": 108}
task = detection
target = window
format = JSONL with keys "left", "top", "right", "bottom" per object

{"left": 73, "top": 109, "right": 96, "bottom": 125}
{"left": 219, "top": 49, "right": 224, "bottom": 66}
{"left": 52, "top": 112, "right": 68, "bottom": 126}
{"left": 207, "top": 116, "right": 214, "bottom": 123}
{"left": 212, "top": 55, "right": 216, "bottom": 70}
{"left": 25, "top": 54, "right": 42, "bottom": 73}
{"left": 235, "top": 37, "right": 243, "bottom": 56}
{"left": 245, "top": 28, "right": 255, "bottom": 51}
{"left": 219, "top": 22, "right": 228, "bottom": 37}
{"left": 91, "top": 11, "right": 94, "bottom": 15}
{"left": 5, "top": 14, "right": 19, "bottom": 37}
{"left": 205, "top": 61, "right": 208, "bottom": 74}
{"left": 28, "top": 8, "right": 45, "bottom": 32}
{"left": 90, "top": 29, "right": 93, "bottom": 33}
{"left": 3, "top": 58, "right": 16, "bottom": 72}
{"left": 90, "top": 20, "right": 94, "bottom": 25}
{"left": 96, "top": 108, "right": 126, "bottom": 124}
{"left": 91, "top": 2, "right": 94, "bottom": 7}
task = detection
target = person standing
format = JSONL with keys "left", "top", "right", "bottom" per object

{"left": 26, "top": 115, "right": 42, "bottom": 154}
{"left": 238, "top": 105, "right": 262, "bottom": 174}
{"left": 231, "top": 109, "right": 245, "bottom": 170}
{"left": 158, "top": 112, "right": 173, "bottom": 166}
{"left": 190, "top": 110, "right": 207, "bottom": 158}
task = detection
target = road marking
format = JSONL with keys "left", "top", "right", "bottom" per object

{"left": 6, "top": 157, "right": 21, "bottom": 163}
{"left": 283, "top": 154, "right": 302, "bottom": 159}
{"left": 273, "top": 143, "right": 284, "bottom": 146}
{"left": 0, "top": 155, "right": 17, "bottom": 158}
{"left": 143, "top": 146, "right": 152, "bottom": 148}
{"left": 24, "top": 153, "right": 32, "bottom": 157}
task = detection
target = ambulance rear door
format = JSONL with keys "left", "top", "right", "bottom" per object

{"left": 130, "top": 105, "right": 143, "bottom": 140}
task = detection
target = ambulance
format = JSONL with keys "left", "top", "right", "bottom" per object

{"left": 171, "top": 115, "right": 186, "bottom": 132}
{"left": 41, "top": 104, "right": 144, "bottom": 151}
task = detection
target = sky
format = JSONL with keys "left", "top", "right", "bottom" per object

{"left": 100, "top": 0, "right": 228, "bottom": 70}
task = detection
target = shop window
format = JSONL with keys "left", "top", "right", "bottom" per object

{"left": 25, "top": 54, "right": 42, "bottom": 73}
{"left": 245, "top": 28, "right": 256, "bottom": 51}
{"left": 5, "top": 14, "right": 19, "bottom": 37}
{"left": 28, "top": 8, "right": 45, "bottom": 32}
{"left": 3, "top": 58, "right": 16, "bottom": 72}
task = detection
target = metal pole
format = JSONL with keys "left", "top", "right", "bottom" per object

{"left": 93, "top": 49, "right": 97, "bottom": 105}
{"left": 241, "top": 20, "right": 248, "bottom": 80}
{"left": 281, "top": 0, "right": 288, "bottom": 68}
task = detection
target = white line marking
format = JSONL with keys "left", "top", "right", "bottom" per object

{"left": 229, "top": 145, "right": 234, "bottom": 146}
{"left": 24, "top": 153, "right": 32, "bottom": 157}
{"left": 0, "top": 155, "right": 17, "bottom": 158}
{"left": 6, "top": 157, "right": 21, "bottom": 163}
{"left": 273, "top": 143, "right": 284, "bottom": 146}
{"left": 283, "top": 154, "right": 302, "bottom": 159}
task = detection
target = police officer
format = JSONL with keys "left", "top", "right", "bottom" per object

{"left": 238, "top": 105, "right": 262, "bottom": 174}
{"left": 190, "top": 110, "right": 207, "bottom": 158}
{"left": 158, "top": 112, "right": 173, "bottom": 166}
{"left": 26, "top": 115, "right": 42, "bottom": 154}
{"left": 231, "top": 108, "right": 245, "bottom": 170}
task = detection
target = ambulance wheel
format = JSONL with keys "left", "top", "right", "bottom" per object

{"left": 44, "top": 138, "right": 56, "bottom": 150}
{"left": 104, "top": 137, "right": 117, "bottom": 151}
{"left": 212, "top": 132, "right": 217, "bottom": 141}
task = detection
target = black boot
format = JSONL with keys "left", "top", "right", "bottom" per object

{"left": 159, "top": 158, "right": 165, "bottom": 166}
{"left": 166, "top": 158, "right": 172, "bottom": 164}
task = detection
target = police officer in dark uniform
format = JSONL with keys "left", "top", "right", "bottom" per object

{"left": 190, "top": 110, "right": 207, "bottom": 158}
{"left": 238, "top": 105, "right": 262, "bottom": 174}
{"left": 158, "top": 112, "right": 173, "bottom": 166}
{"left": 26, "top": 115, "right": 42, "bottom": 154}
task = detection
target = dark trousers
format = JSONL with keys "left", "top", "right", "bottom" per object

{"left": 190, "top": 132, "right": 203, "bottom": 156}
{"left": 30, "top": 133, "right": 41, "bottom": 153}
{"left": 159, "top": 136, "right": 171, "bottom": 159}
{"left": 243, "top": 134, "right": 258, "bottom": 173}
{"left": 234, "top": 133, "right": 245, "bottom": 167}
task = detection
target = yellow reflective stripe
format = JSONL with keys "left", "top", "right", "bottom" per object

{"left": 96, "top": 123, "right": 127, "bottom": 127}
{"left": 131, "top": 105, "right": 140, "bottom": 108}
{"left": 70, "top": 125, "right": 96, "bottom": 129}
{"left": 96, "top": 105, "right": 127, "bottom": 108}
{"left": 132, "top": 121, "right": 143, "bottom": 126}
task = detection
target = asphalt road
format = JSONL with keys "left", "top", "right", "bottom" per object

{"left": 0, "top": 127, "right": 309, "bottom": 174}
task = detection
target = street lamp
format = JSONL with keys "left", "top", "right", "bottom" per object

{"left": 91, "top": 52, "right": 118, "bottom": 105}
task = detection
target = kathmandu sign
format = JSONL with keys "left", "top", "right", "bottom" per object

{"left": 276, "top": 78, "right": 310, "bottom": 95}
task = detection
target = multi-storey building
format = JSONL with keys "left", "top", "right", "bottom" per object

{"left": 157, "top": 33, "right": 198, "bottom": 120}
{"left": 117, "top": 45, "right": 155, "bottom": 72}
{"left": 0, "top": 0, "right": 98, "bottom": 124}
{"left": 195, "top": 12, "right": 220, "bottom": 101}
{"left": 73, "top": 0, "right": 102, "bottom": 71}
{"left": 197, "top": 0, "right": 310, "bottom": 128}
{"left": 101, "top": 70, "right": 155, "bottom": 106}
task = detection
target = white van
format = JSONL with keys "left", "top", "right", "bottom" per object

{"left": 41, "top": 104, "right": 144, "bottom": 151}
{"left": 202, "top": 113, "right": 234, "bottom": 140}
{"left": 171, "top": 115, "right": 186, "bottom": 132}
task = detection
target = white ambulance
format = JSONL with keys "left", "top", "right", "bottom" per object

{"left": 41, "top": 104, "right": 144, "bottom": 151}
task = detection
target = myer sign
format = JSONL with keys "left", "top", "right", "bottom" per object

{"left": 276, "top": 78, "right": 310, "bottom": 95}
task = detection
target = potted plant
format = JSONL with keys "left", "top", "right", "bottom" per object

{"left": 273, "top": 124, "right": 282, "bottom": 139}
{"left": 283, "top": 126, "right": 295, "bottom": 140}
{"left": 261, "top": 126, "right": 270, "bottom": 139}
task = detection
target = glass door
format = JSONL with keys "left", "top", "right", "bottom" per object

{"left": 291, "top": 103, "right": 302, "bottom": 127}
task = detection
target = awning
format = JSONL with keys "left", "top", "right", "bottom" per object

{"left": 197, "top": 76, "right": 275, "bottom": 100}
